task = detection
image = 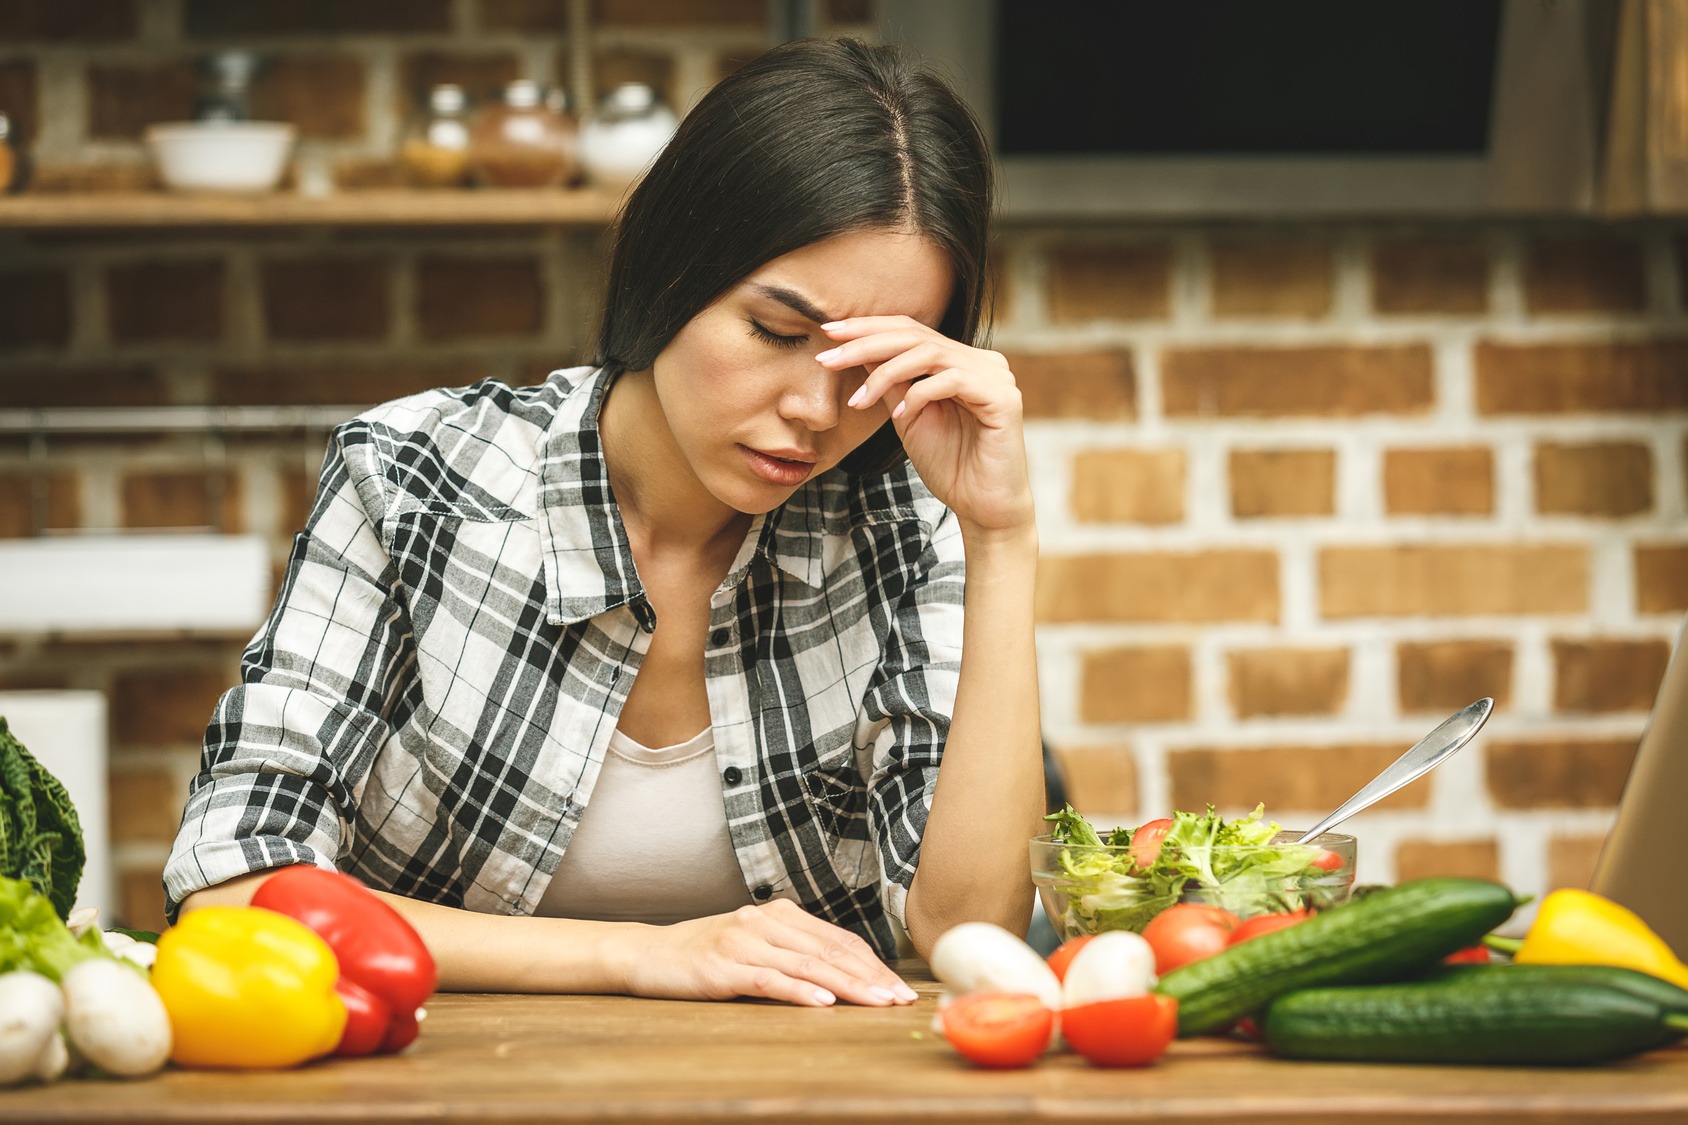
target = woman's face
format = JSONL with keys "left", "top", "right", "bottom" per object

{"left": 650, "top": 227, "right": 954, "bottom": 514}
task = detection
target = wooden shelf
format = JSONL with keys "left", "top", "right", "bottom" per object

{"left": 0, "top": 188, "right": 626, "bottom": 229}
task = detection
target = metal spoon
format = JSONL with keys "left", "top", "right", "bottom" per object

{"left": 1296, "top": 697, "right": 1494, "bottom": 844}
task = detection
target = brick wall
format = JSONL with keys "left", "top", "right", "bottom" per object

{"left": 2, "top": 1, "right": 1685, "bottom": 932}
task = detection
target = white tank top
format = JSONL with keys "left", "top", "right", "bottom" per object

{"left": 534, "top": 726, "right": 753, "bottom": 924}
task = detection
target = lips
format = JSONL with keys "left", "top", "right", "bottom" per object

{"left": 739, "top": 444, "right": 817, "bottom": 486}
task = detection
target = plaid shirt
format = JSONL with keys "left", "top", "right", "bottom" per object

{"left": 163, "top": 366, "right": 964, "bottom": 958}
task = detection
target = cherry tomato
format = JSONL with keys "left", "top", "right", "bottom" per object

{"left": 1142, "top": 904, "right": 1240, "bottom": 975}
{"left": 1235, "top": 1016, "right": 1264, "bottom": 1042}
{"left": 1443, "top": 944, "right": 1492, "bottom": 965}
{"left": 939, "top": 992, "right": 1054, "bottom": 1069}
{"left": 1045, "top": 935, "right": 1098, "bottom": 983}
{"left": 1130, "top": 818, "right": 1174, "bottom": 871}
{"left": 1311, "top": 849, "right": 1345, "bottom": 872}
{"left": 1227, "top": 909, "right": 1309, "bottom": 946}
{"left": 1061, "top": 994, "right": 1179, "bottom": 1067}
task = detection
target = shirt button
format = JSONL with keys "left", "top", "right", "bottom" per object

{"left": 710, "top": 628, "right": 730, "bottom": 646}
{"left": 723, "top": 765, "right": 743, "bottom": 785}
{"left": 753, "top": 884, "right": 773, "bottom": 901}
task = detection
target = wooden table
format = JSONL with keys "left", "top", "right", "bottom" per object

{"left": 4, "top": 963, "right": 1686, "bottom": 1124}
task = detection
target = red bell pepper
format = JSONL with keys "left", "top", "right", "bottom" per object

{"left": 252, "top": 866, "right": 438, "bottom": 1057}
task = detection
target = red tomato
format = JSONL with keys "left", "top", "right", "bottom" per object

{"left": 1129, "top": 818, "right": 1174, "bottom": 871}
{"left": 940, "top": 992, "right": 1054, "bottom": 1069}
{"left": 1142, "top": 904, "right": 1240, "bottom": 975}
{"left": 1311, "top": 849, "right": 1345, "bottom": 872}
{"left": 1235, "top": 1016, "right": 1263, "bottom": 1042}
{"left": 1443, "top": 945, "right": 1492, "bottom": 965}
{"left": 1227, "top": 909, "right": 1309, "bottom": 947}
{"left": 1061, "top": 994, "right": 1179, "bottom": 1067}
{"left": 1046, "top": 935, "right": 1098, "bottom": 983}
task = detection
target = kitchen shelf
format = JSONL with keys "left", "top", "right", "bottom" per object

{"left": 0, "top": 188, "right": 626, "bottom": 229}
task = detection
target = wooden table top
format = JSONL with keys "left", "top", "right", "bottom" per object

{"left": 4, "top": 962, "right": 1686, "bottom": 1124}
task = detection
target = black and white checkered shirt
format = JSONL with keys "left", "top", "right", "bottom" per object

{"left": 163, "top": 365, "right": 964, "bottom": 957}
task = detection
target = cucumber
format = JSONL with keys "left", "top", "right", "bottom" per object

{"left": 1263, "top": 976, "right": 1688, "bottom": 1065}
{"left": 1154, "top": 877, "right": 1519, "bottom": 1036}
{"left": 1425, "top": 962, "right": 1688, "bottom": 1017}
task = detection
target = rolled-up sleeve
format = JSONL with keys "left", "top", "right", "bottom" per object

{"left": 163, "top": 428, "right": 413, "bottom": 922}
{"left": 856, "top": 507, "right": 965, "bottom": 933}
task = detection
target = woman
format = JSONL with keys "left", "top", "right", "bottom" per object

{"left": 165, "top": 37, "right": 1043, "bottom": 1010}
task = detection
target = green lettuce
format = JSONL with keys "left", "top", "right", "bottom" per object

{"left": 0, "top": 875, "right": 107, "bottom": 982}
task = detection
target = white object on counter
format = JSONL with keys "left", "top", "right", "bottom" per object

{"left": 0, "top": 692, "right": 110, "bottom": 919}
{"left": 579, "top": 83, "right": 677, "bottom": 192}
{"left": 145, "top": 121, "right": 295, "bottom": 193}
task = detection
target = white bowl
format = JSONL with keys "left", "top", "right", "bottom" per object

{"left": 145, "top": 121, "right": 296, "bottom": 193}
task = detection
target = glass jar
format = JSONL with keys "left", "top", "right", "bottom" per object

{"left": 0, "top": 113, "right": 15, "bottom": 194}
{"left": 468, "top": 79, "right": 579, "bottom": 188}
{"left": 401, "top": 84, "right": 473, "bottom": 188}
{"left": 578, "top": 82, "right": 678, "bottom": 192}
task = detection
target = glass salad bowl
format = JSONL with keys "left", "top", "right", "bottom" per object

{"left": 1029, "top": 829, "right": 1357, "bottom": 942}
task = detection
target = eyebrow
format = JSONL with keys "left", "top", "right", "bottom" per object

{"left": 750, "top": 284, "right": 835, "bottom": 326}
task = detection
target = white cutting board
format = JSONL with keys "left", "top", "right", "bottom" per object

{"left": 0, "top": 691, "right": 113, "bottom": 919}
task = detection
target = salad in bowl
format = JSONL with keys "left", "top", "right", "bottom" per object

{"left": 1030, "top": 803, "right": 1355, "bottom": 940}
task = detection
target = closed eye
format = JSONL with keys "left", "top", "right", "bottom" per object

{"left": 747, "top": 318, "right": 807, "bottom": 349}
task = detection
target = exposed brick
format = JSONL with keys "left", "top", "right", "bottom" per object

{"left": 1169, "top": 744, "right": 1430, "bottom": 815}
{"left": 1552, "top": 638, "right": 1671, "bottom": 713}
{"left": 1229, "top": 449, "right": 1335, "bottom": 518}
{"left": 261, "top": 257, "right": 391, "bottom": 342}
{"left": 1162, "top": 345, "right": 1434, "bottom": 418}
{"left": 1227, "top": 647, "right": 1349, "bottom": 718}
{"left": 479, "top": 0, "right": 568, "bottom": 29}
{"left": 280, "top": 468, "right": 318, "bottom": 533}
{"left": 592, "top": 0, "right": 764, "bottom": 24}
{"left": 121, "top": 470, "right": 242, "bottom": 532}
{"left": 110, "top": 665, "right": 231, "bottom": 747}
{"left": 1487, "top": 738, "right": 1638, "bottom": 809}
{"left": 399, "top": 51, "right": 522, "bottom": 114}
{"left": 1547, "top": 833, "right": 1608, "bottom": 891}
{"left": 1477, "top": 341, "right": 1688, "bottom": 414}
{"left": 0, "top": 0, "right": 135, "bottom": 40}
{"left": 1636, "top": 544, "right": 1688, "bottom": 613}
{"left": 0, "top": 472, "right": 79, "bottom": 537}
{"left": 118, "top": 868, "right": 168, "bottom": 933}
{"left": 593, "top": 48, "right": 677, "bottom": 109}
{"left": 212, "top": 361, "right": 477, "bottom": 407}
{"left": 1524, "top": 235, "right": 1647, "bottom": 314}
{"left": 86, "top": 61, "right": 196, "bottom": 140}
{"left": 251, "top": 56, "right": 367, "bottom": 140}
{"left": 1209, "top": 238, "right": 1332, "bottom": 318}
{"left": 1080, "top": 646, "right": 1192, "bottom": 724}
{"left": 1046, "top": 243, "right": 1171, "bottom": 323}
{"left": 1534, "top": 441, "right": 1653, "bottom": 516}
{"left": 184, "top": 0, "right": 451, "bottom": 35}
{"left": 416, "top": 256, "right": 544, "bottom": 341}
{"left": 0, "top": 61, "right": 40, "bottom": 149}
{"left": 986, "top": 248, "right": 1010, "bottom": 325}
{"left": 1398, "top": 640, "right": 1513, "bottom": 713}
{"left": 1070, "top": 448, "right": 1184, "bottom": 525}
{"left": 0, "top": 365, "right": 168, "bottom": 408}
{"left": 1394, "top": 838, "right": 1500, "bottom": 883}
{"left": 1002, "top": 351, "right": 1135, "bottom": 420}
{"left": 1370, "top": 236, "right": 1489, "bottom": 315}
{"left": 0, "top": 267, "right": 72, "bottom": 350}
{"left": 106, "top": 260, "right": 224, "bottom": 344}
{"left": 1320, "top": 545, "right": 1587, "bottom": 618}
{"left": 1384, "top": 446, "right": 1494, "bottom": 516}
{"left": 1038, "top": 551, "right": 1278, "bottom": 624}
{"left": 1050, "top": 745, "right": 1137, "bottom": 820}
{"left": 109, "top": 767, "right": 187, "bottom": 845}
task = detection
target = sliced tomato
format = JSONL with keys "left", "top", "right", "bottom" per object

{"left": 1311, "top": 849, "right": 1345, "bottom": 872}
{"left": 1227, "top": 909, "right": 1309, "bottom": 947}
{"left": 939, "top": 992, "right": 1053, "bottom": 1069}
{"left": 1129, "top": 817, "right": 1174, "bottom": 871}
{"left": 1142, "top": 903, "right": 1240, "bottom": 975}
{"left": 1062, "top": 994, "right": 1179, "bottom": 1067}
{"left": 1045, "top": 934, "right": 1097, "bottom": 983}
{"left": 1442, "top": 944, "right": 1492, "bottom": 965}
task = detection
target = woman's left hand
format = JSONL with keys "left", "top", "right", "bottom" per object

{"left": 819, "top": 316, "right": 1033, "bottom": 536}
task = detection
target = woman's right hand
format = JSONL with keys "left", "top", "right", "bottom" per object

{"left": 621, "top": 899, "right": 920, "bottom": 1007}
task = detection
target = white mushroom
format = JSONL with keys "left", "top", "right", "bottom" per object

{"left": 60, "top": 959, "right": 172, "bottom": 1078}
{"left": 928, "top": 922, "right": 1062, "bottom": 1009}
{"left": 1060, "top": 930, "right": 1158, "bottom": 1009}
{"left": 0, "top": 971, "right": 64, "bottom": 1086}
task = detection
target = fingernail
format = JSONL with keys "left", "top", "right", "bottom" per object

{"left": 813, "top": 988, "right": 836, "bottom": 1006}
{"left": 821, "top": 321, "right": 846, "bottom": 331}
{"left": 869, "top": 986, "right": 897, "bottom": 1004}
{"left": 846, "top": 385, "right": 866, "bottom": 408}
{"left": 896, "top": 984, "right": 919, "bottom": 1002}
{"left": 891, "top": 401, "right": 906, "bottom": 419}
{"left": 816, "top": 348, "right": 841, "bottom": 363}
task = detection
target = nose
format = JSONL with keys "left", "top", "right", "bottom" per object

{"left": 778, "top": 359, "right": 853, "bottom": 432}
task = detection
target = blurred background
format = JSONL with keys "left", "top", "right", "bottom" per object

{"left": 0, "top": 0, "right": 1684, "bottom": 934}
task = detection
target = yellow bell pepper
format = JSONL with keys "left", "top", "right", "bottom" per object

{"left": 1496, "top": 888, "right": 1688, "bottom": 990}
{"left": 152, "top": 905, "right": 347, "bottom": 1069}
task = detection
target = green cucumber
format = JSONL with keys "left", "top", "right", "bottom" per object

{"left": 1154, "top": 877, "right": 1520, "bottom": 1036}
{"left": 1263, "top": 976, "right": 1688, "bottom": 1065}
{"left": 1424, "top": 962, "right": 1688, "bottom": 1016}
